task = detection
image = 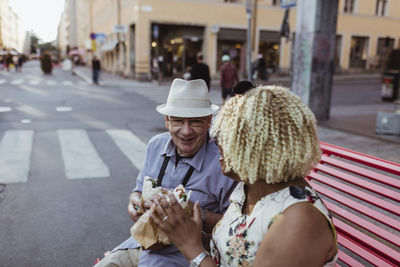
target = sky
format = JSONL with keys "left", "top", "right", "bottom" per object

{"left": 9, "top": 0, "right": 65, "bottom": 42}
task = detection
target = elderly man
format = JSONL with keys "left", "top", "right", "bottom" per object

{"left": 95, "top": 79, "right": 237, "bottom": 267}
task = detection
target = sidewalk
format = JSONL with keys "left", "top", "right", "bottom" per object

{"left": 73, "top": 66, "right": 400, "bottom": 162}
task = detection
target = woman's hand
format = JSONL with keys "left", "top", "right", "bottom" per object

{"left": 150, "top": 191, "right": 205, "bottom": 261}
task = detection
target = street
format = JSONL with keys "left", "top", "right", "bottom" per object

{"left": 0, "top": 61, "right": 399, "bottom": 267}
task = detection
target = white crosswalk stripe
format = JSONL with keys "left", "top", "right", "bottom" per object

{"left": 46, "top": 80, "right": 57, "bottom": 86}
{"left": 0, "top": 129, "right": 147, "bottom": 183}
{"left": 0, "top": 130, "right": 34, "bottom": 183}
{"left": 0, "top": 78, "right": 87, "bottom": 86}
{"left": 29, "top": 80, "right": 40, "bottom": 85}
{"left": 106, "top": 129, "right": 146, "bottom": 170}
{"left": 10, "top": 79, "right": 23, "bottom": 85}
{"left": 62, "top": 80, "right": 73, "bottom": 86}
{"left": 58, "top": 129, "right": 110, "bottom": 179}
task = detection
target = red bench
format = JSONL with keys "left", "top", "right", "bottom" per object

{"left": 306, "top": 142, "right": 400, "bottom": 266}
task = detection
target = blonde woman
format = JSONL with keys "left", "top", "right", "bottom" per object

{"left": 151, "top": 86, "right": 338, "bottom": 267}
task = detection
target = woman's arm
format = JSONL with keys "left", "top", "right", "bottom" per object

{"left": 151, "top": 192, "right": 217, "bottom": 267}
{"left": 254, "top": 202, "right": 337, "bottom": 267}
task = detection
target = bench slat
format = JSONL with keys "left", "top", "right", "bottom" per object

{"left": 307, "top": 181, "right": 400, "bottom": 231}
{"left": 337, "top": 233, "right": 395, "bottom": 266}
{"left": 320, "top": 154, "right": 400, "bottom": 190}
{"left": 315, "top": 163, "right": 400, "bottom": 201}
{"left": 320, "top": 142, "right": 400, "bottom": 176}
{"left": 337, "top": 249, "right": 364, "bottom": 267}
{"left": 323, "top": 199, "right": 400, "bottom": 247}
{"left": 308, "top": 172, "right": 399, "bottom": 216}
{"left": 334, "top": 219, "right": 400, "bottom": 265}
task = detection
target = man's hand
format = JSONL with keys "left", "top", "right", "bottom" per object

{"left": 128, "top": 192, "right": 143, "bottom": 222}
{"left": 128, "top": 188, "right": 170, "bottom": 222}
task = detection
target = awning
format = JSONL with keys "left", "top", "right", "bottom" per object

{"left": 101, "top": 40, "right": 119, "bottom": 52}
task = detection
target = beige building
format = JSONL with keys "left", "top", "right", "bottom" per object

{"left": 58, "top": 0, "right": 91, "bottom": 62}
{"left": 0, "top": 0, "right": 24, "bottom": 53}
{"left": 59, "top": 0, "right": 400, "bottom": 80}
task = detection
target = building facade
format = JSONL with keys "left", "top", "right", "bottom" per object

{"left": 58, "top": 0, "right": 400, "bottom": 80}
{"left": 0, "top": 0, "right": 24, "bottom": 53}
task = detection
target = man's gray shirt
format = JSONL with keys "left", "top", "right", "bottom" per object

{"left": 114, "top": 132, "right": 237, "bottom": 266}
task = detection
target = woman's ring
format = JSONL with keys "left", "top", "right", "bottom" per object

{"left": 162, "top": 215, "right": 168, "bottom": 221}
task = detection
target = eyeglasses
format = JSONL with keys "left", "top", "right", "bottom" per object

{"left": 168, "top": 117, "right": 206, "bottom": 128}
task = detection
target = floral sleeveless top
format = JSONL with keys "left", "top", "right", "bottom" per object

{"left": 210, "top": 182, "right": 338, "bottom": 266}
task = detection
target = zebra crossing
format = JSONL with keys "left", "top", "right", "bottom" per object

{"left": 0, "top": 129, "right": 147, "bottom": 184}
{"left": 0, "top": 77, "right": 89, "bottom": 87}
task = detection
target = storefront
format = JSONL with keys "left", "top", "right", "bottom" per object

{"left": 151, "top": 23, "right": 205, "bottom": 78}
{"left": 258, "top": 30, "right": 280, "bottom": 74}
{"left": 217, "top": 28, "right": 246, "bottom": 75}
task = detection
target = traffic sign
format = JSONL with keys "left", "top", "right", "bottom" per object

{"left": 95, "top": 33, "right": 106, "bottom": 43}
{"left": 113, "top": 25, "right": 127, "bottom": 33}
{"left": 281, "top": 0, "right": 296, "bottom": 8}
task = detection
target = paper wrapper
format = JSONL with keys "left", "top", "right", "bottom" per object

{"left": 130, "top": 184, "right": 192, "bottom": 249}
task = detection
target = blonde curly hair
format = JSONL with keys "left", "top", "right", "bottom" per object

{"left": 210, "top": 86, "right": 321, "bottom": 184}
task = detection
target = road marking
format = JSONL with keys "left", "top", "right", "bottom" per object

{"left": 0, "top": 107, "right": 12, "bottom": 112}
{"left": 46, "top": 80, "right": 57, "bottom": 86}
{"left": 29, "top": 80, "right": 40, "bottom": 85}
{"left": 56, "top": 107, "right": 72, "bottom": 112}
{"left": 58, "top": 129, "right": 110, "bottom": 179}
{"left": 20, "top": 119, "right": 32, "bottom": 124}
{"left": 17, "top": 104, "right": 47, "bottom": 117}
{"left": 62, "top": 80, "right": 73, "bottom": 86}
{"left": 10, "top": 79, "right": 23, "bottom": 85}
{"left": 0, "top": 130, "right": 34, "bottom": 183}
{"left": 0, "top": 79, "right": 6, "bottom": 84}
{"left": 19, "top": 85, "right": 48, "bottom": 96}
{"left": 106, "top": 130, "right": 146, "bottom": 170}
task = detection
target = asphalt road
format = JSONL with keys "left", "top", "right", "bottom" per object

{"left": 0, "top": 61, "right": 398, "bottom": 267}
{"left": 0, "top": 61, "right": 165, "bottom": 267}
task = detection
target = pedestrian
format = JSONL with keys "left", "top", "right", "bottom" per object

{"left": 92, "top": 56, "right": 101, "bottom": 85}
{"left": 152, "top": 86, "right": 338, "bottom": 267}
{"left": 256, "top": 54, "right": 267, "bottom": 81}
{"left": 16, "top": 55, "right": 24, "bottom": 72}
{"left": 94, "top": 78, "right": 237, "bottom": 267}
{"left": 190, "top": 52, "right": 211, "bottom": 90}
{"left": 232, "top": 79, "right": 255, "bottom": 95}
{"left": 219, "top": 55, "right": 239, "bottom": 105}
{"left": 5, "top": 53, "right": 12, "bottom": 72}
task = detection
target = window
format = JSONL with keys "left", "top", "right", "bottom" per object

{"left": 375, "top": 0, "right": 387, "bottom": 16}
{"left": 344, "top": 0, "right": 355, "bottom": 13}
{"left": 349, "top": 36, "right": 369, "bottom": 69}
{"left": 271, "top": 0, "right": 279, "bottom": 6}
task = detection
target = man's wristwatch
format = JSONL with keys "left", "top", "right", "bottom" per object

{"left": 189, "top": 250, "right": 210, "bottom": 267}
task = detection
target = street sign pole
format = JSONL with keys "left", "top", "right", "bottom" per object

{"left": 246, "top": 0, "right": 252, "bottom": 81}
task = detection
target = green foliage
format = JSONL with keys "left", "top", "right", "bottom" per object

{"left": 40, "top": 52, "right": 53, "bottom": 74}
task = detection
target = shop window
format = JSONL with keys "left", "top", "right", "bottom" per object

{"left": 344, "top": 0, "right": 355, "bottom": 13}
{"left": 349, "top": 36, "right": 369, "bottom": 69}
{"left": 376, "top": 37, "right": 394, "bottom": 69}
{"left": 375, "top": 0, "right": 387, "bottom": 16}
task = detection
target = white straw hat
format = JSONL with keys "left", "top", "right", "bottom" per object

{"left": 156, "top": 79, "right": 219, "bottom": 118}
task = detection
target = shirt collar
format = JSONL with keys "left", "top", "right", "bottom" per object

{"left": 161, "top": 133, "right": 209, "bottom": 172}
